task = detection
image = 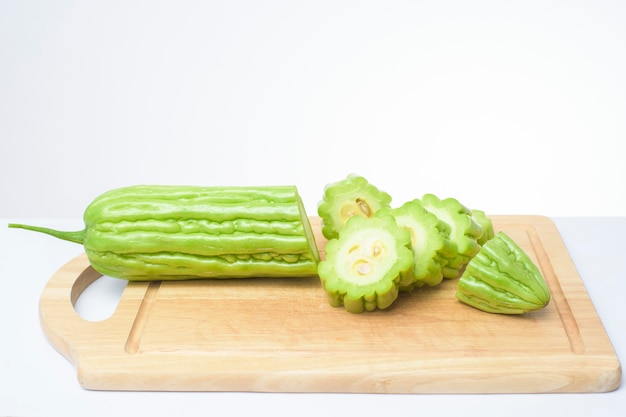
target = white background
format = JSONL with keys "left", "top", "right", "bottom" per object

{"left": 1, "top": 0, "right": 625, "bottom": 219}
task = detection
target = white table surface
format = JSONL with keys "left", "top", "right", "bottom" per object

{"left": 1, "top": 217, "right": 624, "bottom": 417}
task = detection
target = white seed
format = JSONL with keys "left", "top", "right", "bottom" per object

{"left": 356, "top": 262, "right": 371, "bottom": 275}
{"left": 356, "top": 198, "right": 371, "bottom": 217}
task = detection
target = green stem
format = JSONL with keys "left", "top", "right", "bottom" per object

{"left": 8, "top": 223, "right": 85, "bottom": 245}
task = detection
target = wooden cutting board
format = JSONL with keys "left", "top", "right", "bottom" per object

{"left": 39, "top": 216, "right": 621, "bottom": 393}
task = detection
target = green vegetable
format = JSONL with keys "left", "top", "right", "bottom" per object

{"left": 455, "top": 231, "right": 551, "bottom": 314}
{"left": 9, "top": 185, "right": 320, "bottom": 281}
{"left": 317, "top": 214, "right": 413, "bottom": 313}
{"left": 317, "top": 174, "right": 392, "bottom": 240}
{"left": 419, "top": 194, "right": 483, "bottom": 279}
{"left": 472, "top": 209, "right": 495, "bottom": 245}
{"left": 377, "top": 200, "right": 456, "bottom": 289}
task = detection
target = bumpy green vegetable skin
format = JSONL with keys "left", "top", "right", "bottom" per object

{"left": 455, "top": 231, "right": 551, "bottom": 314}
{"left": 377, "top": 200, "right": 456, "bottom": 289}
{"left": 419, "top": 194, "right": 483, "bottom": 279}
{"left": 317, "top": 174, "right": 392, "bottom": 240}
{"left": 9, "top": 185, "right": 320, "bottom": 281}
{"left": 317, "top": 215, "right": 413, "bottom": 313}
{"left": 472, "top": 209, "right": 495, "bottom": 245}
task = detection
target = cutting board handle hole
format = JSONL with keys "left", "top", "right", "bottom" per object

{"left": 72, "top": 270, "right": 127, "bottom": 322}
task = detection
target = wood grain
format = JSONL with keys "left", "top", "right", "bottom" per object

{"left": 38, "top": 216, "right": 622, "bottom": 393}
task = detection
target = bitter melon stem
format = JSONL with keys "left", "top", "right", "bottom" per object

{"left": 8, "top": 223, "right": 85, "bottom": 245}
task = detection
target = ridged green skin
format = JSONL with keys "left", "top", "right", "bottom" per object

{"left": 419, "top": 194, "right": 483, "bottom": 279}
{"left": 10, "top": 185, "right": 320, "bottom": 281}
{"left": 317, "top": 174, "right": 392, "bottom": 240}
{"left": 471, "top": 209, "right": 495, "bottom": 245}
{"left": 317, "top": 215, "right": 413, "bottom": 313}
{"left": 377, "top": 200, "right": 456, "bottom": 289}
{"left": 455, "top": 231, "right": 551, "bottom": 314}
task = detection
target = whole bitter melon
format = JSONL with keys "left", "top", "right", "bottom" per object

{"left": 9, "top": 185, "right": 320, "bottom": 281}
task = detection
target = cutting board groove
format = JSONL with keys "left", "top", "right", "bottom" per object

{"left": 124, "top": 281, "right": 160, "bottom": 354}
{"left": 38, "top": 216, "right": 621, "bottom": 393}
{"left": 523, "top": 223, "right": 584, "bottom": 353}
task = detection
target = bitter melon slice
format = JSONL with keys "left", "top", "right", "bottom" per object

{"left": 317, "top": 214, "right": 413, "bottom": 313}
